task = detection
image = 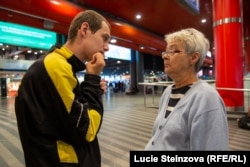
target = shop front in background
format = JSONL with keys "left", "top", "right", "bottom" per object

{"left": 0, "top": 77, "right": 21, "bottom": 97}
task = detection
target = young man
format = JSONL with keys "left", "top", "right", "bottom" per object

{"left": 15, "top": 10, "right": 111, "bottom": 167}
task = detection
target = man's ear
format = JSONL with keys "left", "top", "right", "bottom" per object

{"left": 80, "top": 22, "right": 89, "bottom": 37}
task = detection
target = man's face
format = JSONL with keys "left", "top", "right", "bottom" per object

{"left": 83, "top": 21, "right": 111, "bottom": 61}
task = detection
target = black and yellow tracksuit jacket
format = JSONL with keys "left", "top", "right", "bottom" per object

{"left": 15, "top": 45, "right": 104, "bottom": 167}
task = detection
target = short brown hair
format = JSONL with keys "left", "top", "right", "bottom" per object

{"left": 68, "top": 10, "right": 110, "bottom": 40}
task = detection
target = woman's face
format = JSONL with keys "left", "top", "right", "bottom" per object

{"left": 162, "top": 39, "right": 192, "bottom": 79}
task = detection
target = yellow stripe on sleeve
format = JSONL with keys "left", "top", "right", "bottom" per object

{"left": 86, "top": 109, "right": 101, "bottom": 142}
{"left": 57, "top": 140, "right": 78, "bottom": 163}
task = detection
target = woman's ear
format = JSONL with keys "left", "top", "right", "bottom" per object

{"left": 190, "top": 52, "right": 200, "bottom": 64}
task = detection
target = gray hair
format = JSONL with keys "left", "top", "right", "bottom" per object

{"left": 164, "top": 28, "right": 210, "bottom": 72}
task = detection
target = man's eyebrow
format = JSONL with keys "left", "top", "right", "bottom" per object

{"left": 103, "top": 34, "right": 110, "bottom": 42}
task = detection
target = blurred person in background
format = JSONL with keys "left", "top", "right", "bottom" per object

{"left": 15, "top": 10, "right": 110, "bottom": 167}
{"left": 145, "top": 28, "right": 228, "bottom": 150}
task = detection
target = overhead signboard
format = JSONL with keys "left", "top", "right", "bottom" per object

{"left": 176, "top": 0, "right": 200, "bottom": 15}
{"left": 105, "top": 44, "right": 131, "bottom": 61}
{"left": 0, "top": 21, "right": 57, "bottom": 50}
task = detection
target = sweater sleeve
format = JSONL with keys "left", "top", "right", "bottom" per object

{"left": 189, "top": 95, "right": 228, "bottom": 150}
{"left": 69, "top": 74, "right": 104, "bottom": 142}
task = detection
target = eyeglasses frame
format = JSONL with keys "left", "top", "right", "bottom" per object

{"left": 161, "top": 50, "right": 184, "bottom": 58}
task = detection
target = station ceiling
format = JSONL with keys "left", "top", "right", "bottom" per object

{"left": 0, "top": 0, "right": 249, "bottom": 76}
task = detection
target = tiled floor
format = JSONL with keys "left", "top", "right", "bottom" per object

{"left": 0, "top": 91, "right": 250, "bottom": 167}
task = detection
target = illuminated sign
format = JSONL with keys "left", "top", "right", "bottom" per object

{"left": 0, "top": 21, "right": 56, "bottom": 50}
{"left": 105, "top": 44, "right": 131, "bottom": 61}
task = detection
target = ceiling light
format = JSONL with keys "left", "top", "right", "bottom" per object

{"left": 114, "top": 22, "right": 122, "bottom": 26}
{"left": 14, "top": 55, "right": 19, "bottom": 60}
{"left": 110, "top": 39, "right": 117, "bottom": 43}
{"left": 207, "top": 51, "right": 212, "bottom": 57}
{"left": 51, "top": 0, "right": 61, "bottom": 5}
{"left": 201, "top": 19, "right": 206, "bottom": 23}
{"left": 136, "top": 14, "right": 142, "bottom": 20}
{"left": 139, "top": 45, "right": 144, "bottom": 49}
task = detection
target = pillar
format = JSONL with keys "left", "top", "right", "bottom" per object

{"left": 130, "top": 50, "right": 137, "bottom": 91}
{"left": 136, "top": 51, "right": 144, "bottom": 92}
{"left": 0, "top": 78, "right": 7, "bottom": 97}
{"left": 244, "top": 26, "right": 250, "bottom": 75}
{"left": 212, "top": 0, "right": 244, "bottom": 111}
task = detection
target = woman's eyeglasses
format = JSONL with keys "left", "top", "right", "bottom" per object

{"left": 162, "top": 50, "right": 184, "bottom": 58}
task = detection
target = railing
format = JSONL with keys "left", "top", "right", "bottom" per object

{"left": 138, "top": 82, "right": 172, "bottom": 107}
{"left": 216, "top": 87, "right": 250, "bottom": 113}
{"left": 138, "top": 80, "right": 250, "bottom": 114}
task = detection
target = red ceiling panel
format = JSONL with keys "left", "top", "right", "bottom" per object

{"left": 0, "top": 0, "right": 166, "bottom": 55}
{"left": 0, "top": 8, "right": 68, "bottom": 35}
{"left": 0, "top": 0, "right": 83, "bottom": 23}
{"left": 1, "top": 0, "right": 249, "bottom": 66}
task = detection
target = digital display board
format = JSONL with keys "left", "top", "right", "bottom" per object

{"left": 105, "top": 44, "right": 131, "bottom": 61}
{"left": 0, "top": 21, "right": 56, "bottom": 50}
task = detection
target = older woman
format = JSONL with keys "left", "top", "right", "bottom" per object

{"left": 145, "top": 28, "right": 228, "bottom": 150}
